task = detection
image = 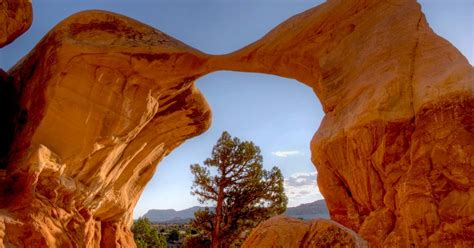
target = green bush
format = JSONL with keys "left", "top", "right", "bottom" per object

{"left": 132, "top": 218, "right": 166, "bottom": 248}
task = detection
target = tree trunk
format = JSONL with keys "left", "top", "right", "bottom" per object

{"left": 211, "top": 178, "right": 225, "bottom": 248}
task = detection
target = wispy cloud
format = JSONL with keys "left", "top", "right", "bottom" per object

{"left": 284, "top": 172, "right": 323, "bottom": 207}
{"left": 272, "top": 150, "right": 301, "bottom": 158}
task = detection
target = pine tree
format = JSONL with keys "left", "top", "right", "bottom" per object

{"left": 190, "top": 131, "right": 287, "bottom": 248}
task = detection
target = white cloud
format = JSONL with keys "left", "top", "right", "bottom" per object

{"left": 272, "top": 150, "right": 301, "bottom": 158}
{"left": 284, "top": 172, "right": 323, "bottom": 207}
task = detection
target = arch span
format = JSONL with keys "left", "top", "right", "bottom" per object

{"left": 0, "top": 0, "right": 472, "bottom": 247}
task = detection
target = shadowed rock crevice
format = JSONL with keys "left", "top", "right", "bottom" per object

{"left": 0, "top": 70, "right": 20, "bottom": 168}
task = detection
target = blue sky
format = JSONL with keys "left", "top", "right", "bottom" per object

{"left": 0, "top": 1, "right": 471, "bottom": 218}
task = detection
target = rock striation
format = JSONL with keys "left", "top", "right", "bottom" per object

{"left": 0, "top": 0, "right": 473, "bottom": 247}
{"left": 0, "top": 0, "right": 32, "bottom": 48}
{"left": 242, "top": 215, "right": 368, "bottom": 248}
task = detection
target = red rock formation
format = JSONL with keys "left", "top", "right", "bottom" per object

{"left": 242, "top": 215, "right": 368, "bottom": 248}
{"left": 0, "top": 0, "right": 32, "bottom": 48}
{"left": 1, "top": 10, "right": 211, "bottom": 247}
{"left": 1, "top": 0, "right": 472, "bottom": 247}
{"left": 213, "top": 0, "right": 473, "bottom": 247}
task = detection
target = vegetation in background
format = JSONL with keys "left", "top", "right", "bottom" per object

{"left": 183, "top": 234, "right": 211, "bottom": 248}
{"left": 167, "top": 229, "right": 180, "bottom": 242}
{"left": 190, "top": 131, "right": 288, "bottom": 248}
{"left": 132, "top": 218, "right": 166, "bottom": 248}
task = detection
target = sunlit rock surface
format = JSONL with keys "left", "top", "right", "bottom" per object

{"left": 212, "top": 0, "right": 473, "bottom": 247}
{"left": 0, "top": 0, "right": 472, "bottom": 247}
{"left": 242, "top": 216, "right": 368, "bottom": 248}
{"left": 0, "top": 10, "right": 211, "bottom": 247}
{"left": 0, "top": 0, "right": 32, "bottom": 48}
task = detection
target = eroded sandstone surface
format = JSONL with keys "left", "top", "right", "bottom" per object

{"left": 0, "top": 10, "right": 211, "bottom": 247}
{"left": 0, "top": 0, "right": 32, "bottom": 48}
{"left": 0, "top": 0, "right": 472, "bottom": 247}
{"left": 212, "top": 0, "right": 473, "bottom": 246}
{"left": 242, "top": 216, "right": 368, "bottom": 248}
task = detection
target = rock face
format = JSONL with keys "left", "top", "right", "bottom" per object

{"left": 0, "top": 0, "right": 473, "bottom": 247}
{"left": 0, "top": 0, "right": 32, "bottom": 48}
{"left": 0, "top": 10, "right": 211, "bottom": 247}
{"left": 242, "top": 216, "right": 368, "bottom": 248}
{"left": 211, "top": 0, "right": 473, "bottom": 247}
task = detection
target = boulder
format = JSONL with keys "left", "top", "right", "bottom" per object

{"left": 242, "top": 216, "right": 368, "bottom": 248}
{"left": 0, "top": 0, "right": 32, "bottom": 47}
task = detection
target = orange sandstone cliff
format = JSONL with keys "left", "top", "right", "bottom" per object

{"left": 213, "top": 0, "right": 474, "bottom": 246}
{"left": 1, "top": 10, "right": 212, "bottom": 247}
{"left": 0, "top": 0, "right": 473, "bottom": 247}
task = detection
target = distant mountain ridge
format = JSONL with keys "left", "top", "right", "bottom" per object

{"left": 283, "top": 199, "right": 329, "bottom": 220}
{"left": 143, "top": 206, "right": 212, "bottom": 224}
{"left": 143, "top": 200, "right": 328, "bottom": 223}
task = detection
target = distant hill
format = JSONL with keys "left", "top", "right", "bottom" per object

{"left": 143, "top": 200, "right": 328, "bottom": 224}
{"left": 143, "top": 206, "right": 214, "bottom": 224}
{"left": 283, "top": 199, "right": 329, "bottom": 220}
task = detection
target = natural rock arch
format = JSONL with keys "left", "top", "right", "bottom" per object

{"left": 0, "top": 0, "right": 472, "bottom": 247}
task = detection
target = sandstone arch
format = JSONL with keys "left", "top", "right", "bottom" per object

{"left": 0, "top": 0, "right": 472, "bottom": 247}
